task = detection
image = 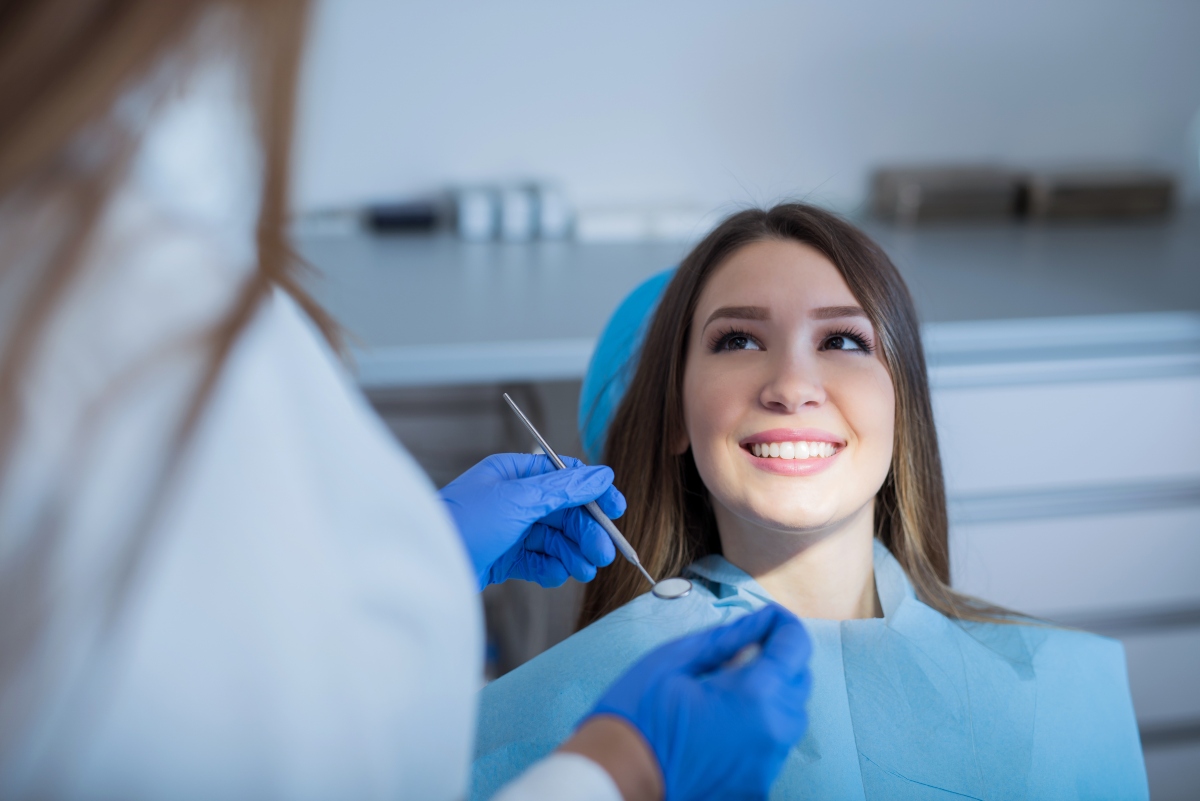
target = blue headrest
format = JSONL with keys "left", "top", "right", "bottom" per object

{"left": 578, "top": 268, "right": 676, "bottom": 463}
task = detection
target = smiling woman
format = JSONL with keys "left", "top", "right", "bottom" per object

{"left": 582, "top": 206, "right": 974, "bottom": 629}
{"left": 674, "top": 239, "right": 898, "bottom": 622}
{"left": 471, "top": 204, "right": 1149, "bottom": 800}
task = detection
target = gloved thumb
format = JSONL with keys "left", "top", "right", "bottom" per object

{"left": 752, "top": 611, "right": 812, "bottom": 678}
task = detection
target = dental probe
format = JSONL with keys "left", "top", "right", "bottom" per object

{"left": 502, "top": 393, "right": 662, "bottom": 589}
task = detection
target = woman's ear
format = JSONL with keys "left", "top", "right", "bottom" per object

{"left": 671, "top": 430, "right": 690, "bottom": 456}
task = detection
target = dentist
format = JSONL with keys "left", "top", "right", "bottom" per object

{"left": 0, "top": 2, "right": 812, "bottom": 800}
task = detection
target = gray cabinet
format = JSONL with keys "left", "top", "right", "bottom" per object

{"left": 929, "top": 313, "right": 1200, "bottom": 797}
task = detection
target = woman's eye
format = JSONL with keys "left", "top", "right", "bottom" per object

{"left": 823, "top": 332, "right": 870, "bottom": 352}
{"left": 713, "top": 332, "right": 762, "bottom": 351}
{"left": 826, "top": 335, "right": 858, "bottom": 350}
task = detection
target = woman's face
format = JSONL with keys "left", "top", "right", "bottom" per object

{"left": 681, "top": 238, "right": 895, "bottom": 540}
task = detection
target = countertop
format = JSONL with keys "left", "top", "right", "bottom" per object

{"left": 298, "top": 207, "right": 1200, "bottom": 388}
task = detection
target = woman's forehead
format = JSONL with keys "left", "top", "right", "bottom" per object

{"left": 697, "top": 239, "right": 860, "bottom": 318}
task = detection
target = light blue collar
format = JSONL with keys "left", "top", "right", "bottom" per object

{"left": 684, "top": 539, "right": 915, "bottom": 621}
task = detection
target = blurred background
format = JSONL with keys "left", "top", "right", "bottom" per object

{"left": 289, "top": 2, "right": 1200, "bottom": 797}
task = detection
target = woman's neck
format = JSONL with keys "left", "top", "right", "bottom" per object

{"left": 714, "top": 501, "right": 881, "bottom": 621}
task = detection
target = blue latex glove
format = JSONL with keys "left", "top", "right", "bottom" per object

{"left": 586, "top": 604, "right": 813, "bottom": 801}
{"left": 439, "top": 453, "right": 624, "bottom": 589}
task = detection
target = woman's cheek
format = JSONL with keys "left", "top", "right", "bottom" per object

{"left": 684, "top": 362, "right": 744, "bottom": 470}
{"left": 842, "top": 366, "right": 896, "bottom": 470}
{"left": 686, "top": 361, "right": 726, "bottom": 423}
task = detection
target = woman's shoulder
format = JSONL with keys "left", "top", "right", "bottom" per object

{"left": 971, "top": 620, "right": 1146, "bottom": 793}
{"left": 904, "top": 601, "right": 1128, "bottom": 699}
{"left": 1010, "top": 622, "right": 1136, "bottom": 720}
{"left": 953, "top": 615, "right": 1144, "bottom": 778}
{"left": 895, "top": 601, "right": 1140, "bottom": 731}
{"left": 954, "top": 613, "right": 1128, "bottom": 677}
{"left": 847, "top": 604, "right": 1146, "bottom": 797}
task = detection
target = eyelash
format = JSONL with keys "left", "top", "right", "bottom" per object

{"left": 708, "top": 327, "right": 761, "bottom": 352}
{"left": 822, "top": 327, "right": 875, "bottom": 354}
{"left": 707, "top": 326, "right": 875, "bottom": 354}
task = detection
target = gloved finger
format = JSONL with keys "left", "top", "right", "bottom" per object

{"left": 633, "top": 621, "right": 738, "bottom": 676}
{"left": 559, "top": 507, "right": 617, "bottom": 567}
{"left": 622, "top": 606, "right": 797, "bottom": 679}
{"left": 735, "top": 621, "right": 814, "bottom": 703}
{"left": 471, "top": 452, "right": 547, "bottom": 481}
{"left": 516, "top": 453, "right": 587, "bottom": 477}
{"left": 683, "top": 605, "right": 797, "bottom": 676}
{"left": 525, "top": 521, "right": 598, "bottom": 581}
{"left": 533, "top": 481, "right": 624, "bottom": 531}
{"left": 754, "top": 613, "right": 813, "bottom": 678}
{"left": 601, "top": 628, "right": 715, "bottom": 686}
{"left": 557, "top": 454, "right": 587, "bottom": 471}
{"left": 740, "top": 652, "right": 813, "bottom": 726}
{"left": 510, "top": 465, "right": 616, "bottom": 523}
{"left": 592, "top": 484, "right": 626, "bottom": 519}
{"left": 532, "top": 522, "right": 599, "bottom": 583}
{"left": 512, "top": 548, "right": 570, "bottom": 588}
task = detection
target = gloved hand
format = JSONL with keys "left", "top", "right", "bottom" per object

{"left": 439, "top": 453, "right": 624, "bottom": 590}
{"left": 585, "top": 604, "right": 813, "bottom": 801}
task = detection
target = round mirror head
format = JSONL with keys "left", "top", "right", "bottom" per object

{"left": 651, "top": 576, "right": 693, "bottom": 600}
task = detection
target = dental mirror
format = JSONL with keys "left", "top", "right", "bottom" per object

{"left": 651, "top": 576, "right": 693, "bottom": 600}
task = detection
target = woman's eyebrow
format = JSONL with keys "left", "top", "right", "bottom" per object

{"left": 702, "top": 305, "right": 770, "bottom": 328}
{"left": 810, "top": 305, "right": 868, "bottom": 320}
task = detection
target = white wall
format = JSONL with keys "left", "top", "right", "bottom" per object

{"left": 293, "top": 0, "right": 1200, "bottom": 214}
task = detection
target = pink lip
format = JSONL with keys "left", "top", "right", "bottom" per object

{"left": 739, "top": 428, "right": 845, "bottom": 477}
{"left": 740, "top": 428, "right": 846, "bottom": 447}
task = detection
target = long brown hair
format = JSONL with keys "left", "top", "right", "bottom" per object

{"left": 580, "top": 203, "right": 1013, "bottom": 627}
{"left": 0, "top": 0, "right": 335, "bottom": 758}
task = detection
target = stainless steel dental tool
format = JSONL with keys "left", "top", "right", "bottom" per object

{"left": 502, "top": 393, "right": 692, "bottom": 600}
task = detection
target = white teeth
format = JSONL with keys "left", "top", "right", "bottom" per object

{"left": 750, "top": 441, "right": 838, "bottom": 459}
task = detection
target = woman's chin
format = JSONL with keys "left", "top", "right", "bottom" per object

{"left": 728, "top": 498, "right": 847, "bottom": 538}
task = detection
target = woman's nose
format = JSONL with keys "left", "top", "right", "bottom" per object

{"left": 758, "top": 350, "right": 826, "bottom": 413}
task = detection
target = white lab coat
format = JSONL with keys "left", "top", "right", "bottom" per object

{"left": 0, "top": 53, "right": 618, "bottom": 801}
